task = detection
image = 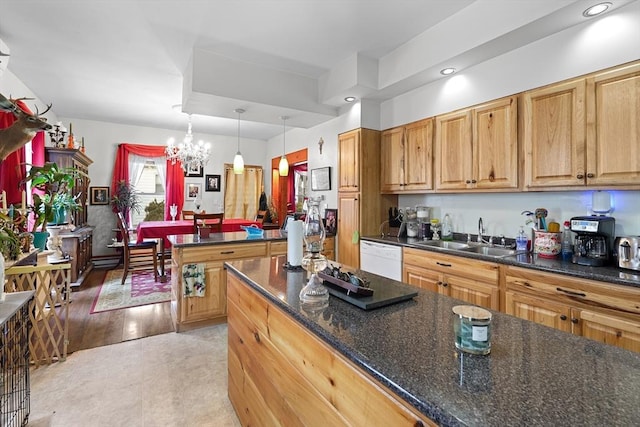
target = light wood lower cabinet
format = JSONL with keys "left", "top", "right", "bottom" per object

{"left": 403, "top": 247, "right": 500, "bottom": 310}
{"left": 504, "top": 265, "right": 640, "bottom": 352}
{"left": 171, "top": 242, "right": 269, "bottom": 331}
{"left": 227, "top": 272, "right": 435, "bottom": 427}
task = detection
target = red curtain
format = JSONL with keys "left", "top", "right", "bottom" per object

{"left": 111, "top": 143, "right": 184, "bottom": 220}
{"left": 0, "top": 100, "right": 34, "bottom": 205}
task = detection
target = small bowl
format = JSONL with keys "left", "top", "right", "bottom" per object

{"left": 534, "top": 231, "right": 561, "bottom": 258}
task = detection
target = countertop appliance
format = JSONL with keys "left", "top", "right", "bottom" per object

{"left": 360, "top": 240, "right": 402, "bottom": 281}
{"left": 570, "top": 215, "right": 615, "bottom": 267}
{"left": 616, "top": 236, "right": 640, "bottom": 271}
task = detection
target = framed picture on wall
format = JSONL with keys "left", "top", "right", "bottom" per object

{"left": 205, "top": 174, "right": 221, "bottom": 192}
{"left": 184, "top": 163, "right": 204, "bottom": 177}
{"left": 90, "top": 186, "right": 109, "bottom": 205}
{"left": 185, "top": 183, "right": 202, "bottom": 200}
{"left": 311, "top": 167, "right": 331, "bottom": 191}
{"left": 324, "top": 209, "right": 337, "bottom": 235}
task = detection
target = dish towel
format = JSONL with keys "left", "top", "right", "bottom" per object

{"left": 182, "top": 263, "right": 206, "bottom": 297}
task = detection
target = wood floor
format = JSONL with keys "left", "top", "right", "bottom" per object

{"left": 65, "top": 266, "right": 175, "bottom": 353}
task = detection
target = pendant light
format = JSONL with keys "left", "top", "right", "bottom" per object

{"left": 233, "top": 108, "right": 245, "bottom": 174}
{"left": 278, "top": 115, "right": 289, "bottom": 176}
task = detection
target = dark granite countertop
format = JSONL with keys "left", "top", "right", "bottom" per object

{"left": 225, "top": 256, "right": 640, "bottom": 426}
{"left": 362, "top": 235, "right": 640, "bottom": 289}
{"left": 168, "top": 229, "right": 287, "bottom": 247}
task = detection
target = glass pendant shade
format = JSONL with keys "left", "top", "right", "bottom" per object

{"left": 279, "top": 155, "right": 289, "bottom": 176}
{"left": 233, "top": 152, "right": 244, "bottom": 174}
{"left": 233, "top": 108, "right": 245, "bottom": 174}
{"left": 279, "top": 115, "right": 289, "bottom": 176}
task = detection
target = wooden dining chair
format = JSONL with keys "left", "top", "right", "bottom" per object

{"left": 255, "top": 210, "right": 268, "bottom": 224}
{"left": 116, "top": 212, "right": 158, "bottom": 285}
{"left": 181, "top": 210, "right": 195, "bottom": 220}
{"left": 193, "top": 213, "right": 224, "bottom": 233}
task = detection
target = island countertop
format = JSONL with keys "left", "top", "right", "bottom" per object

{"left": 168, "top": 229, "right": 287, "bottom": 247}
{"left": 226, "top": 256, "right": 640, "bottom": 426}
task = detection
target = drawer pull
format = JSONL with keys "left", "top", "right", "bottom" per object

{"left": 560, "top": 315, "right": 567, "bottom": 321}
{"left": 556, "top": 287, "right": 586, "bottom": 298}
{"left": 221, "top": 251, "right": 236, "bottom": 254}
{"left": 436, "top": 262, "right": 452, "bottom": 267}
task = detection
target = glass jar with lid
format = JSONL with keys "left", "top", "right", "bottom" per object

{"left": 452, "top": 305, "right": 492, "bottom": 355}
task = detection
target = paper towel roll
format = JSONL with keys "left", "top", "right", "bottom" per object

{"left": 287, "top": 220, "right": 304, "bottom": 267}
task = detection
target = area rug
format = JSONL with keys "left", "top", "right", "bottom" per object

{"left": 90, "top": 269, "right": 172, "bottom": 314}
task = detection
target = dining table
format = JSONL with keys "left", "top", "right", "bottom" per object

{"left": 135, "top": 218, "right": 262, "bottom": 281}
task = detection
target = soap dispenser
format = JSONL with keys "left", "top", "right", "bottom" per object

{"left": 441, "top": 214, "right": 453, "bottom": 241}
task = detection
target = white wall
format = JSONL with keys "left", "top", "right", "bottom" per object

{"left": 262, "top": 101, "right": 362, "bottom": 211}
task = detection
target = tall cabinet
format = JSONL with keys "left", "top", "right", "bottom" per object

{"left": 45, "top": 148, "right": 93, "bottom": 288}
{"left": 337, "top": 128, "right": 396, "bottom": 268}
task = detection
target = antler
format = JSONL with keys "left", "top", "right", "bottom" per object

{"left": 34, "top": 103, "right": 52, "bottom": 116}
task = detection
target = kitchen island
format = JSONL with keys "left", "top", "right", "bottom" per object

{"left": 226, "top": 255, "right": 640, "bottom": 426}
{"left": 169, "top": 230, "right": 288, "bottom": 331}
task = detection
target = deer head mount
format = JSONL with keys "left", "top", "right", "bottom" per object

{"left": 0, "top": 92, "right": 52, "bottom": 161}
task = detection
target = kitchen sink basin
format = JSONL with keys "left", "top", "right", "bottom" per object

{"left": 415, "top": 240, "right": 471, "bottom": 250}
{"left": 460, "top": 246, "right": 518, "bottom": 257}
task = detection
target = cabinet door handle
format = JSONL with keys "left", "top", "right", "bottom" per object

{"left": 586, "top": 173, "right": 595, "bottom": 178}
{"left": 465, "top": 180, "right": 471, "bottom": 184}
{"left": 576, "top": 174, "right": 584, "bottom": 179}
{"left": 436, "top": 281, "right": 443, "bottom": 286}
{"left": 221, "top": 250, "right": 235, "bottom": 254}
{"left": 560, "top": 315, "right": 567, "bottom": 321}
{"left": 436, "top": 262, "right": 452, "bottom": 267}
{"left": 571, "top": 318, "right": 579, "bottom": 324}
{"left": 556, "top": 287, "right": 586, "bottom": 298}
{"left": 471, "top": 179, "right": 477, "bottom": 184}
{"left": 442, "top": 282, "right": 448, "bottom": 287}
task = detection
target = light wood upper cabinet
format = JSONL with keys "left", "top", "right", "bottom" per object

{"left": 381, "top": 118, "right": 433, "bottom": 193}
{"left": 524, "top": 60, "right": 640, "bottom": 189}
{"left": 523, "top": 78, "right": 586, "bottom": 188}
{"left": 435, "top": 96, "right": 518, "bottom": 191}
{"left": 338, "top": 129, "right": 360, "bottom": 192}
{"left": 586, "top": 61, "right": 640, "bottom": 186}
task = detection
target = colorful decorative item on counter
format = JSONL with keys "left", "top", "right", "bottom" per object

{"left": 534, "top": 231, "right": 562, "bottom": 258}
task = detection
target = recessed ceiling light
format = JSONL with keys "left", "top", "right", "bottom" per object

{"left": 440, "top": 68, "right": 456, "bottom": 76}
{"left": 583, "top": 2, "right": 612, "bottom": 17}
{"left": 344, "top": 96, "right": 356, "bottom": 103}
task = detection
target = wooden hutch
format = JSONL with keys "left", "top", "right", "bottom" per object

{"left": 45, "top": 148, "right": 93, "bottom": 288}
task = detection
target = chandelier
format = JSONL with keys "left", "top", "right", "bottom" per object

{"left": 166, "top": 114, "right": 211, "bottom": 171}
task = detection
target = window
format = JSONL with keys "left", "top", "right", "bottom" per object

{"left": 128, "top": 156, "right": 166, "bottom": 228}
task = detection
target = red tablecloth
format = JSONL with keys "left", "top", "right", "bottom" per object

{"left": 136, "top": 219, "right": 262, "bottom": 247}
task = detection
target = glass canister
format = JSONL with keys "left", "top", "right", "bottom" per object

{"left": 452, "top": 305, "right": 492, "bottom": 355}
{"left": 416, "top": 206, "right": 431, "bottom": 222}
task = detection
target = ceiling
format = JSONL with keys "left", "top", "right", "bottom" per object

{"left": 1, "top": 0, "right": 635, "bottom": 141}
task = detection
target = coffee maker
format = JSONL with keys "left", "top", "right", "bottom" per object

{"left": 570, "top": 216, "right": 615, "bottom": 266}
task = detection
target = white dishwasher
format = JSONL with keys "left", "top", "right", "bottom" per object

{"left": 360, "top": 240, "right": 403, "bottom": 281}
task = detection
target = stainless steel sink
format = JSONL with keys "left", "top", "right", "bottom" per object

{"left": 415, "top": 240, "right": 471, "bottom": 250}
{"left": 460, "top": 246, "right": 518, "bottom": 257}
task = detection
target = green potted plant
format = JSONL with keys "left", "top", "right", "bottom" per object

{"left": 23, "top": 162, "right": 85, "bottom": 250}
{"left": 111, "top": 180, "right": 142, "bottom": 229}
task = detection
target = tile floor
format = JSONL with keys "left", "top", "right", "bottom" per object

{"left": 28, "top": 324, "right": 241, "bottom": 427}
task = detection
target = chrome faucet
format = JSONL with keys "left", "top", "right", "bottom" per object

{"left": 478, "top": 217, "right": 492, "bottom": 245}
